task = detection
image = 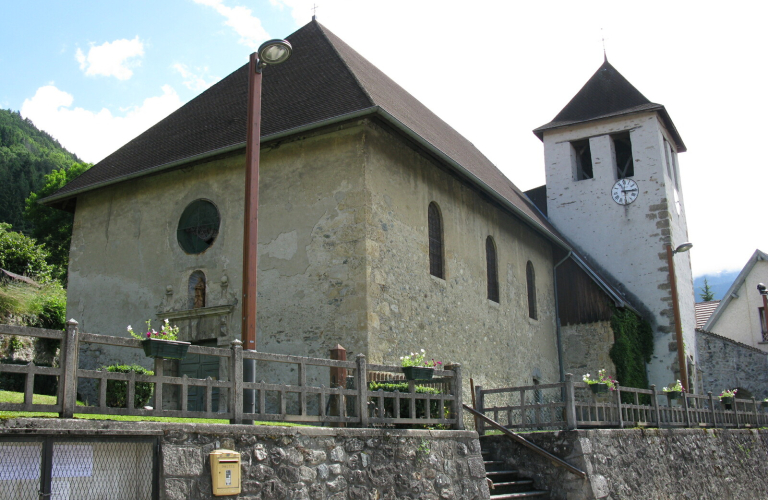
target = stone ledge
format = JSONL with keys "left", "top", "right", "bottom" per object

{"left": 0, "top": 418, "right": 478, "bottom": 439}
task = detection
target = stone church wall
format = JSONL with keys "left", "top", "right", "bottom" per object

{"left": 362, "top": 121, "right": 560, "bottom": 390}
{"left": 561, "top": 321, "right": 615, "bottom": 380}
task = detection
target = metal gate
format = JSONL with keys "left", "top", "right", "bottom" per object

{"left": 0, "top": 435, "right": 157, "bottom": 500}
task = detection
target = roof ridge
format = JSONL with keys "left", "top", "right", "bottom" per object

{"left": 314, "top": 22, "right": 375, "bottom": 107}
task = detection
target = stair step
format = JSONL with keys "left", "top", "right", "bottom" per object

{"left": 486, "top": 470, "right": 519, "bottom": 476}
{"left": 489, "top": 491, "right": 548, "bottom": 499}
{"left": 493, "top": 480, "right": 533, "bottom": 488}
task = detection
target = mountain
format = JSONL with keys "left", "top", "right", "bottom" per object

{"left": 0, "top": 109, "right": 81, "bottom": 234}
{"left": 693, "top": 271, "right": 740, "bottom": 302}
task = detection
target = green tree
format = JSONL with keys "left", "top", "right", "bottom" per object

{"left": 699, "top": 278, "right": 715, "bottom": 302}
{"left": 24, "top": 162, "right": 91, "bottom": 281}
{"left": 0, "top": 222, "right": 53, "bottom": 281}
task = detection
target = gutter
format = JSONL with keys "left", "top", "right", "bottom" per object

{"left": 41, "top": 107, "right": 380, "bottom": 205}
{"left": 553, "top": 251, "right": 572, "bottom": 383}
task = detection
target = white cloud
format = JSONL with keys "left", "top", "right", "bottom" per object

{"left": 76, "top": 36, "right": 145, "bottom": 80}
{"left": 192, "top": 0, "right": 269, "bottom": 49}
{"left": 20, "top": 84, "right": 183, "bottom": 163}
{"left": 172, "top": 63, "right": 219, "bottom": 91}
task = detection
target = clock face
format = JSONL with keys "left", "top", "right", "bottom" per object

{"left": 611, "top": 178, "right": 639, "bottom": 205}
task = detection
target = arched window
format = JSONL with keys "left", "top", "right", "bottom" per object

{"left": 188, "top": 270, "right": 206, "bottom": 309}
{"left": 486, "top": 236, "right": 499, "bottom": 302}
{"left": 526, "top": 261, "right": 537, "bottom": 319}
{"left": 428, "top": 202, "right": 444, "bottom": 279}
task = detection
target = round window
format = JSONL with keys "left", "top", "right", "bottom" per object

{"left": 177, "top": 200, "right": 220, "bottom": 254}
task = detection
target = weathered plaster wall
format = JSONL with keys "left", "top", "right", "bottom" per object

{"left": 483, "top": 428, "right": 768, "bottom": 500}
{"left": 363, "top": 122, "right": 560, "bottom": 390}
{"left": 709, "top": 260, "right": 768, "bottom": 351}
{"left": 543, "top": 113, "right": 696, "bottom": 391}
{"left": 561, "top": 321, "right": 614, "bottom": 378}
{"left": 67, "top": 124, "right": 371, "bottom": 388}
{"left": 696, "top": 329, "right": 768, "bottom": 399}
{"left": 0, "top": 419, "right": 491, "bottom": 500}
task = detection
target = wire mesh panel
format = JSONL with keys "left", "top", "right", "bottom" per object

{"left": 0, "top": 439, "right": 43, "bottom": 500}
{"left": 0, "top": 436, "right": 156, "bottom": 500}
{"left": 50, "top": 438, "right": 155, "bottom": 500}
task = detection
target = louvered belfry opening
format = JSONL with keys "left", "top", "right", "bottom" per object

{"left": 486, "top": 236, "right": 499, "bottom": 302}
{"left": 526, "top": 261, "right": 537, "bottom": 319}
{"left": 428, "top": 202, "right": 444, "bottom": 279}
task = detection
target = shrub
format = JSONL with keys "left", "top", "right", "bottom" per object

{"left": 368, "top": 381, "right": 445, "bottom": 420}
{"left": 100, "top": 364, "right": 154, "bottom": 409}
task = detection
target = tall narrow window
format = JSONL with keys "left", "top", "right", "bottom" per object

{"left": 612, "top": 132, "right": 634, "bottom": 179}
{"left": 526, "top": 261, "right": 537, "bottom": 319}
{"left": 571, "top": 139, "right": 593, "bottom": 180}
{"left": 760, "top": 307, "right": 767, "bottom": 340}
{"left": 428, "top": 202, "right": 444, "bottom": 279}
{"left": 486, "top": 236, "right": 499, "bottom": 302}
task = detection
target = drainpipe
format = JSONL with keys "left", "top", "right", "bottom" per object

{"left": 553, "top": 251, "right": 572, "bottom": 383}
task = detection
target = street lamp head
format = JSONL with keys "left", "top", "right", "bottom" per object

{"left": 258, "top": 39, "right": 292, "bottom": 66}
{"left": 758, "top": 283, "right": 768, "bottom": 295}
{"left": 673, "top": 242, "right": 693, "bottom": 254}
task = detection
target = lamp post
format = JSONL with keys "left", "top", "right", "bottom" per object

{"left": 666, "top": 242, "right": 693, "bottom": 391}
{"left": 241, "top": 39, "right": 292, "bottom": 418}
{"left": 757, "top": 283, "right": 768, "bottom": 341}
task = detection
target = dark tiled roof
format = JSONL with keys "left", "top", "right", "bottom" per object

{"left": 46, "top": 20, "right": 558, "bottom": 243}
{"left": 524, "top": 185, "right": 547, "bottom": 217}
{"left": 695, "top": 300, "right": 720, "bottom": 329}
{"left": 532, "top": 61, "right": 686, "bottom": 152}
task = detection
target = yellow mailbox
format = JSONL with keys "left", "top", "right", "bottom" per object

{"left": 210, "top": 449, "right": 241, "bottom": 496}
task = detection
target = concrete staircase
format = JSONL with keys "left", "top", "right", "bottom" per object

{"left": 482, "top": 445, "right": 549, "bottom": 499}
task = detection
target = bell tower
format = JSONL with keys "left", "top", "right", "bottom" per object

{"left": 534, "top": 60, "right": 696, "bottom": 392}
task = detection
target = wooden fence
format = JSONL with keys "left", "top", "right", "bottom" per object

{"left": 475, "top": 373, "right": 768, "bottom": 434}
{"left": 0, "top": 321, "right": 463, "bottom": 429}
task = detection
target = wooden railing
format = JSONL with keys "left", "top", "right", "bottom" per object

{"left": 475, "top": 373, "right": 768, "bottom": 434}
{"left": 0, "top": 321, "right": 463, "bottom": 428}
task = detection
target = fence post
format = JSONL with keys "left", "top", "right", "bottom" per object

{"left": 651, "top": 385, "right": 661, "bottom": 428}
{"left": 445, "top": 363, "right": 464, "bottom": 430}
{"left": 733, "top": 398, "right": 740, "bottom": 429}
{"left": 708, "top": 392, "right": 717, "bottom": 428}
{"left": 330, "top": 345, "right": 347, "bottom": 427}
{"left": 355, "top": 354, "right": 368, "bottom": 428}
{"left": 615, "top": 384, "right": 624, "bottom": 429}
{"left": 230, "top": 340, "right": 243, "bottom": 424}
{"left": 476, "top": 386, "right": 485, "bottom": 435}
{"left": 682, "top": 392, "right": 691, "bottom": 428}
{"left": 60, "top": 319, "right": 80, "bottom": 418}
{"left": 564, "top": 373, "right": 577, "bottom": 430}
{"left": 153, "top": 357, "right": 164, "bottom": 413}
{"left": 752, "top": 398, "right": 758, "bottom": 427}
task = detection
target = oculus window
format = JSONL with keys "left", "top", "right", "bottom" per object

{"left": 177, "top": 200, "right": 220, "bottom": 254}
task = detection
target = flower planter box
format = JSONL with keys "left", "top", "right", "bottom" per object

{"left": 720, "top": 396, "right": 734, "bottom": 409}
{"left": 665, "top": 391, "right": 681, "bottom": 401}
{"left": 141, "top": 338, "right": 190, "bottom": 360}
{"left": 402, "top": 366, "right": 434, "bottom": 381}
{"left": 589, "top": 383, "right": 608, "bottom": 394}
{"left": 762, "top": 401, "right": 768, "bottom": 409}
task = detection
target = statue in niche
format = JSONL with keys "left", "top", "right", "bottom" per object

{"left": 188, "top": 270, "right": 206, "bottom": 309}
{"left": 194, "top": 280, "right": 205, "bottom": 308}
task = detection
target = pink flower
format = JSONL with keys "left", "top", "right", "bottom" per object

{"left": 146, "top": 332, "right": 151, "bottom": 338}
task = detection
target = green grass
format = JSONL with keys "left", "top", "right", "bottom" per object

{"left": 0, "top": 390, "right": 305, "bottom": 426}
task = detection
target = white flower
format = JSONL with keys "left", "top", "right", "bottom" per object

{"left": 420, "top": 349, "right": 425, "bottom": 353}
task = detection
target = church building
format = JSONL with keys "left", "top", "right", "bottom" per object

{"left": 43, "top": 20, "right": 695, "bottom": 398}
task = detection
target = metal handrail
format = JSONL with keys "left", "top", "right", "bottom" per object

{"left": 464, "top": 404, "right": 586, "bottom": 479}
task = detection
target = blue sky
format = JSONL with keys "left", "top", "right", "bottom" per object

{"left": 2, "top": 1, "right": 767, "bottom": 278}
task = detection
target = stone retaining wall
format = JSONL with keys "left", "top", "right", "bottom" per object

{"left": 482, "top": 428, "right": 768, "bottom": 500}
{"left": 0, "top": 419, "right": 490, "bottom": 500}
